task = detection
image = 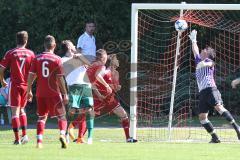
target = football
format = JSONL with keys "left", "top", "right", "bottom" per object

{"left": 175, "top": 19, "right": 188, "bottom": 31}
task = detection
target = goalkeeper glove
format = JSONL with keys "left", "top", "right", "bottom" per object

{"left": 189, "top": 29, "right": 197, "bottom": 43}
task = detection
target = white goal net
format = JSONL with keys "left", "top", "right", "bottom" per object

{"left": 130, "top": 3, "right": 240, "bottom": 142}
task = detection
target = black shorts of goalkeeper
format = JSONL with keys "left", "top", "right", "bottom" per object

{"left": 198, "top": 87, "right": 223, "bottom": 114}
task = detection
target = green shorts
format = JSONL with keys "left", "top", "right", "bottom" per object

{"left": 68, "top": 84, "right": 93, "bottom": 109}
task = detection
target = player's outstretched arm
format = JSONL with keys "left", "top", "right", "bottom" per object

{"left": 27, "top": 73, "right": 36, "bottom": 102}
{"left": 231, "top": 78, "right": 240, "bottom": 89}
{"left": 57, "top": 76, "right": 69, "bottom": 105}
{"left": 189, "top": 30, "right": 200, "bottom": 58}
{"left": 73, "top": 53, "right": 91, "bottom": 66}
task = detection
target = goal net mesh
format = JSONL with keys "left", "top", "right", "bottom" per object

{"left": 136, "top": 9, "right": 240, "bottom": 142}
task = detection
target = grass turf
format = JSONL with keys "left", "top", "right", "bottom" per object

{"left": 0, "top": 128, "right": 240, "bottom": 160}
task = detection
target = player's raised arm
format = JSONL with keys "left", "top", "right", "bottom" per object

{"left": 74, "top": 53, "right": 91, "bottom": 66}
{"left": 62, "top": 39, "right": 91, "bottom": 66}
{"left": 189, "top": 30, "right": 200, "bottom": 58}
{"left": 189, "top": 30, "right": 214, "bottom": 69}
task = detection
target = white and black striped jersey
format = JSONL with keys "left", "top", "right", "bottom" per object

{"left": 195, "top": 54, "right": 216, "bottom": 92}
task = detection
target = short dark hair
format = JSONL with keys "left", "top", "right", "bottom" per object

{"left": 61, "top": 40, "right": 71, "bottom": 53}
{"left": 44, "top": 35, "right": 56, "bottom": 50}
{"left": 85, "top": 20, "right": 95, "bottom": 25}
{"left": 16, "top": 31, "right": 28, "bottom": 45}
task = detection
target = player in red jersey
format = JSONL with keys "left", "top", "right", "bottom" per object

{"left": 93, "top": 54, "right": 121, "bottom": 116}
{"left": 70, "top": 52, "right": 137, "bottom": 142}
{"left": 87, "top": 49, "right": 112, "bottom": 93}
{"left": 93, "top": 54, "right": 137, "bottom": 142}
{"left": 27, "top": 35, "right": 69, "bottom": 149}
{"left": 0, "top": 31, "right": 35, "bottom": 145}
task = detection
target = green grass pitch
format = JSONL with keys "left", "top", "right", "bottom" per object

{"left": 0, "top": 128, "right": 240, "bottom": 160}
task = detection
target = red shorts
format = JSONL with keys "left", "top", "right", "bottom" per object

{"left": 9, "top": 83, "right": 27, "bottom": 108}
{"left": 94, "top": 93, "right": 120, "bottom": 116}
{"left": 36, "top": 95, "right": 66, "bottom": 118}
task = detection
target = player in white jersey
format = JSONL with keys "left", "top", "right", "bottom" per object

{"left": 61, "top": 40, "right": 94, "bottom": 144}
{"left": 189, "top": 30, "right": 240, "bottom": 143}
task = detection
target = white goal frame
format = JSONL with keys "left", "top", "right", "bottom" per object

{"left": 130, "top": 2, "right": 240, "bottom": 141}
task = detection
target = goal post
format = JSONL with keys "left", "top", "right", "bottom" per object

{"left": 168, "top": 2, "right": 185, "bottom": 141}
{"left": 130, "top": 2, "right": 240, "bottom": 142}
{"left": 130, "top": 4, "right": 138, "bottom": 140}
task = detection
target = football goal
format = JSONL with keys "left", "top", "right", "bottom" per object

{"left": 130, "top": 2, "right": 240, "bottom": 142}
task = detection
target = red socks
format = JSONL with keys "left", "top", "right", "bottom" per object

{"left": 37, "top": 120, "right": 45, "bottom": 143}
{"left": 12, "top": 116, "right": 20, "bottom": 141}
{"left": 121, "top": 118, "right": 130, "bottom": 139}
{"left": 36, "top": 119, "right": 67, "bottom": 144}
{"left": 72, "top": 116, "right": 81, "bottom": 128}
{"left": 69, "top": 114, "right": 87, "bottom": 138}
{"left": 78, "top": 114, "right": 87, "bottom": 138}
{"left": 58, "top": 119, "right": 67, "bottom": 135}
{"left": 12, "top": 113, "right": 28, "bottom": 141}
{"left": 19, "top": 113, "right": 27, "bottom": 136}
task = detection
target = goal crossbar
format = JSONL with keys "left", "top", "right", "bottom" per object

{"left": 132, "top": 3, "right": 240, "bottom": 10}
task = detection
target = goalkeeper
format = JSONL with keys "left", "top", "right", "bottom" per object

{"left": 189, "top": 30, "right": 240, "bottom": 143}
